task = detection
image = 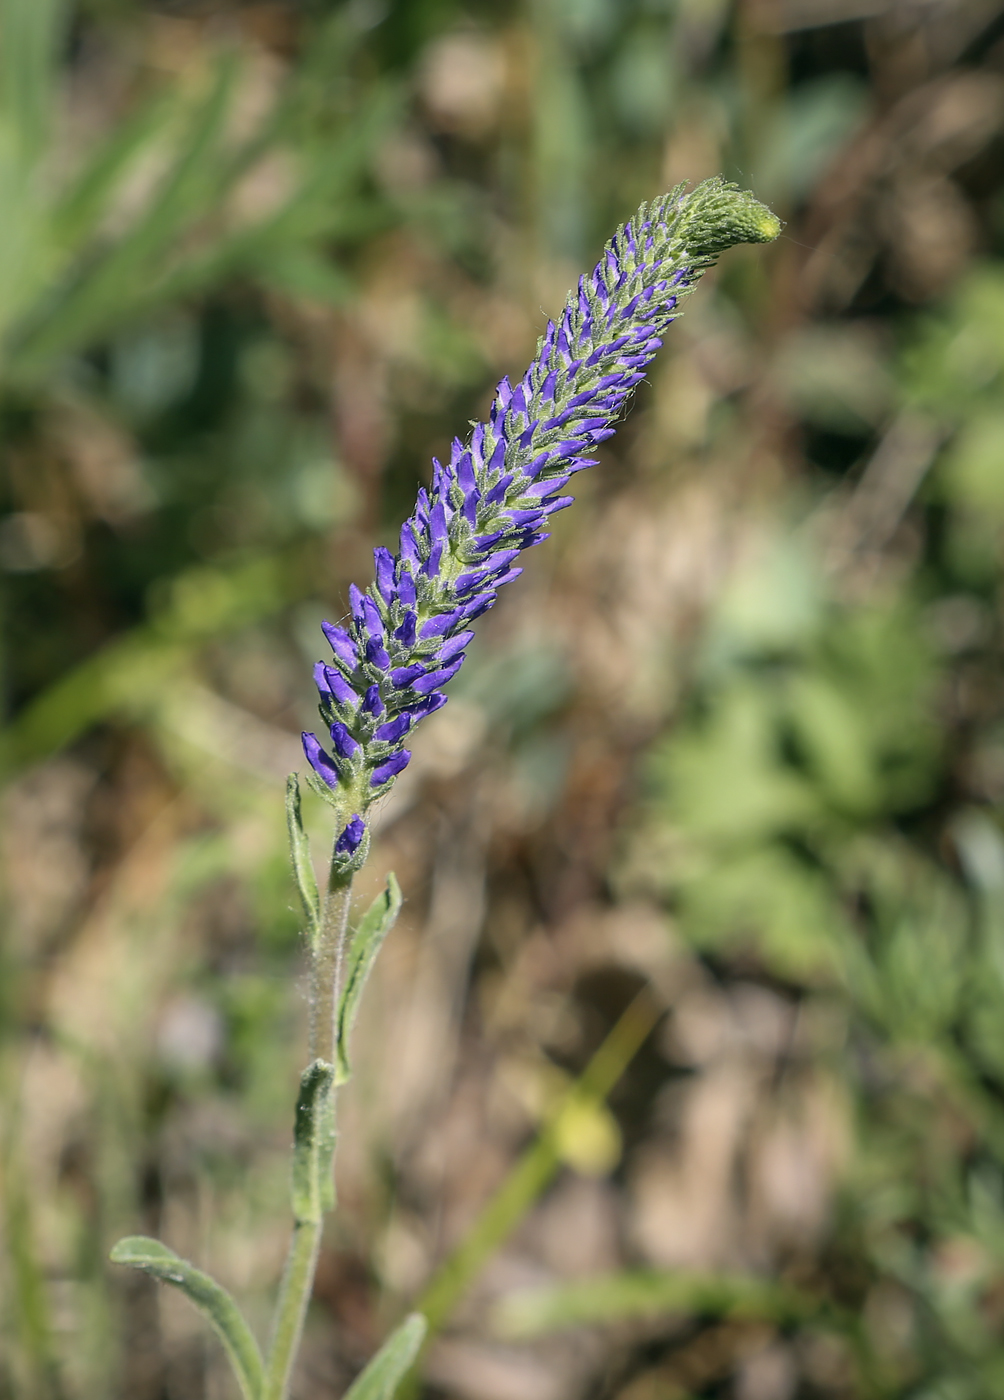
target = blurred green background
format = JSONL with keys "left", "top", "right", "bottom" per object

{"left": 5, "top": 0, "right": 1004, "bottom": 1396}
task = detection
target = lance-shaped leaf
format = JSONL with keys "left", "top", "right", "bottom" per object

{"left": 343, "top": 1313, "right": 427, "bottom": 1400}
{"left": 286, "top": 773, "right": 320, "bottom": 946}
{"left": 335, "top": 873, "right": 402, "bottom": 1085}
{"left": 110, "top": 1236, "right": 263, "bottom": 1400}
{"left": 291, "top": 1058, "right": 337, "bottom": 1222}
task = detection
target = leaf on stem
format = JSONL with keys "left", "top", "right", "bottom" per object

{"left": 286, "top": 773, "right": 320, "bottom": 945}
{"left": 110, "top": 1236, "right": 263, "bottom": 1400}
{"left": 335, "top": 872, "right": 403, "bottom": 1085}
{"left": 343, "top": 1314, "right": 427, "bottom": 1400}
{"left": 291, "top": 1058, "right": 337, "bottom": 1221}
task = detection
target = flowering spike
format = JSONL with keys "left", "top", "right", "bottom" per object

{"left": 303, "top": 179, "right": 778, "bottom": 808}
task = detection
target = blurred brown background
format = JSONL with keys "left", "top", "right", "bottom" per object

{"left": 6, "top": 0, "right": 1004, "bottom": 1396}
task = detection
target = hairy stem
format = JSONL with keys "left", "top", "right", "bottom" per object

{"left": 265, "top": 857, "right": 355, "bottom": 1400}
{"left": 311, "top": 872, "right": 354, "bottom": 1063}
{"left": 263, "top": 1221, "right": 322, "bottom": 1400}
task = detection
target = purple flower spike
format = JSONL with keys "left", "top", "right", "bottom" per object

{"left": 335, "top": 815, "right": 366, "bottom": 856}
{"left": 304, "top": 179, "right": 778, "bottom": 809}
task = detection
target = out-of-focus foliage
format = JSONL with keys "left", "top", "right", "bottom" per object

{"left": 609, "top": 257, "right": 1004, "bottom": 1394}
{"left": 6, "top": 0, "right": 1004, "bottom": 1398}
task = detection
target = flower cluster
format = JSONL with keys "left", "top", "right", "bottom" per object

{"left": 302, "top": 179, "right": 779, "bottom": 860}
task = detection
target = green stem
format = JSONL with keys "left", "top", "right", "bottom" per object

{"left": 264, "top": 861, "right": 354, "bottom": 1400}
{"left": 311, "top": 875, "right": 355, "bottom": 1064}
{"left": 263, "top": 1221, "right": 322, "bottom": 1400}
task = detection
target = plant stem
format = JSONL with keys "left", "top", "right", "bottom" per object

{"left": 264, "top": 860, "right": 354, "bottom": 1400}
{"left": 264, "top": 1220, "right": 322, "bottom": 1400}
{"left": 311, "top": 874, "right": 354, "bottom": 1063}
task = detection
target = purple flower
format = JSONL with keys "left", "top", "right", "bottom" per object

{"left": 329, "top": 722, "right": 359, "bottom": 761}
{"left": 302, "top": 732, "right": 339, "bottom": 789}
{"left": 335, "top": 815, "right": 366, "bottom": 855}
{"left": 370, "top": 750, "right": 411, "bottom": 788}
{"left": 301, "top": 179, "right": 778, "bottom": 806}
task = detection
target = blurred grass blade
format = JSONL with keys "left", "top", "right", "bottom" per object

{"left": 167, "top": 82, "right": 399, "bottom": 309}
{"left": 0, "top": 554, "right": 291, "bottom": 775}
{"left": 0, "top": 0, "right": 64, "bottom": 160}
{"left": 52, "top": 88, "right": 177, "bottom": 246}
{"left": 5, "top": 1165, "right": 64, "bottom": 1399}
{"left": 259, "top": 84, "right": 400, "bottom": 240}
{"left": 286, "top": 775, "right": 321, "bottom": 945}
{"left": 290, "top": 1059, "right": 336, "bottom": 1222}
{"left": 260, "top": 247, "right": 354, "bottom": 306}
{"left": 494, "top": 1270, "right": 818, "bottom": 1337}
{"left": 8, "top": 62, "right": 396, "bottom": 378}
{"left": 412, "top": 991, "right": 660, "bottom": 1344}
{"left": 335, "top": 873, "right": 402, "bottom": 1086}
{"left": 110, "top": 1236, "right": 263, "bottom": 1400}
{"left": 10, "top": 50, "right": 241, "bottom": 373}
{"left": 343, "top": 1314, "right": 427, "bottom": 1400}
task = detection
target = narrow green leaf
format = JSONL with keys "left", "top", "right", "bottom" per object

{"left": 260, "top": 249, "right": 353, "bottom": 306}
{"left": 290, "top": 1059, "right": 336, "bottom": 1223}
{"left": 286, "top": 774, "right": 320, "bottom": 945}
{"left": 335, "top": 873, "right": 402, "bottom": 1085}
{"left": 5, "top": 1167, "right": 62, "bottom": 1397}
{"left": 494, "top": 1270, "right": 817, "bottom": 1337}
{"left": 110, "top": 1236, "right": 263, "bottom": 1400}
{"left": 53, "top": 89, "right": 176, "bottom": 246}
{"left": 10, "top": 52, "right": 240, "bottom": 374}
{"left": 343, "top": 1314, "right": 427, "bottom": 1400}
{"left": 0, "top": 552, "right": 290, "bottom": 776}
{"left": 0, "top": 0, "right": 65, "bottom": 160}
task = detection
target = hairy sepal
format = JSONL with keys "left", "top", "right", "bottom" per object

{"left": 303, "top": 762, "right": 341, "bottom": 807}
{"left": 110, "top": 1236, "right": 263, "bottom": 1400}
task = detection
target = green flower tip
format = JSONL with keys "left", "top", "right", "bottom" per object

{"left": 671, "top": 177, "right": 782, "bottom": 259}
